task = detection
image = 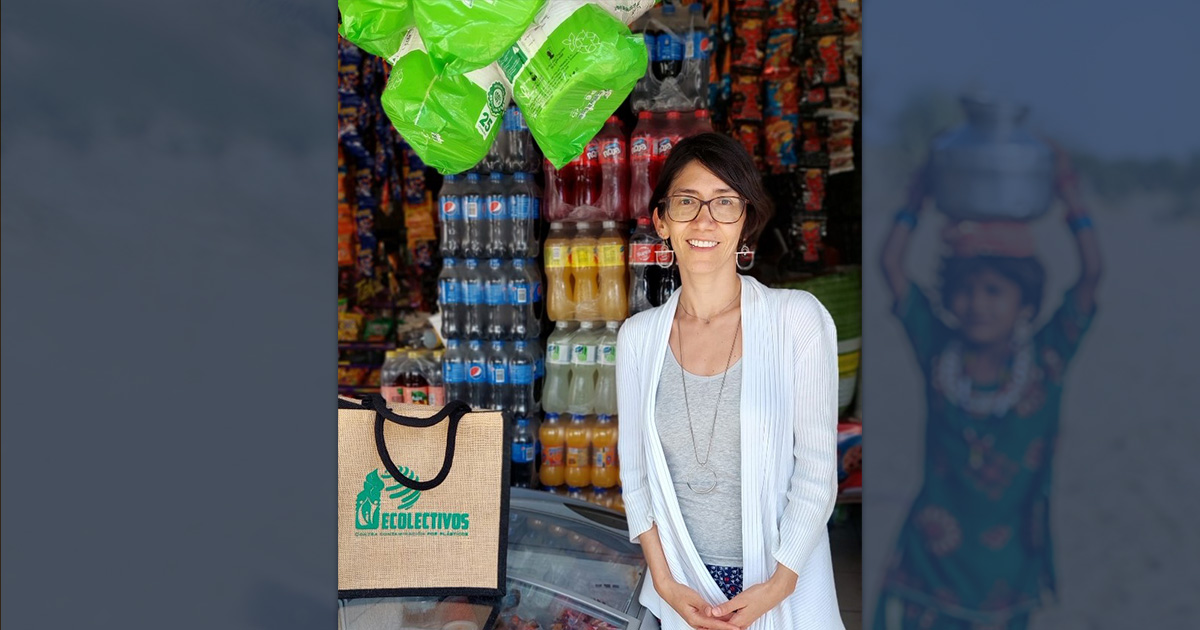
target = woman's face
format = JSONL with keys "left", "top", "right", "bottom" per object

{"left": 949, "top": 268, "right": 1034, "bottom": 346}
{"left": 652, "top": 160, "right": 747, "bottom": 277}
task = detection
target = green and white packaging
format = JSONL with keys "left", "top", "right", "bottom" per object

{"left": 593, "top": 0, "right": 659, "bottom": 25}
{"left": 413, "top": 0, "right": 546, "bottom": 75}
{"left": 337, "top": 0, "right": 414, "bottom": 60}
{"left": 497, "top": 0, "right": 648, "bottom": 168}
{"left": 380, "top": 28, "right": 510, "bottom": 174}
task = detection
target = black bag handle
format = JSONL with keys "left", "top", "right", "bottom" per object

{"left": 364, "top": 394, "right": 474, "bottom": 492}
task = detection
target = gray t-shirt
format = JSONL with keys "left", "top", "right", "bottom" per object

{"left": 655, "top": 349, "right": 743, "bottom": 567}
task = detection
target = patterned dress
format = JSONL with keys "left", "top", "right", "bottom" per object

{"left": 874, "top": 287, "right": 1095, "bottom": 629}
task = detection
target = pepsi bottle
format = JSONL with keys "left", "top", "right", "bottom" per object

{"left": 464, "top": 339, "right": 489, "bottom": 409}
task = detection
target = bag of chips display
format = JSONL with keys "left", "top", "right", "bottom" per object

{"left": 496, "top": 0, "right": 648, "bottom": 168}
{"left": 413, "top": 0, "right": 546, "bottom": 75}
{"left": 380, "top": 28, "right": 510, "bottom": 174}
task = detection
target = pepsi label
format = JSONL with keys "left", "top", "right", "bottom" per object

{"left": 464, "top": 195, "right": 482, "bottom": 219}
{"left": 511, "top": 443, "right": 535, "bottom": 464}
{"left": 487, "top": 195, "right": 508, "bottom": 219}
{"left": 445, "top": 360, "right": 466, "bottom": 383}
{"left": 510, "top": 281, "right": 530, "bottom": 305}
{"left": 488, "top": 363, "right": 507, "bottom": 384}
{"left": 466, "top": 362, "right": 486, "bottom": 383}
{"left": 440, "top": 198, "right": 460, "bottom": 220}
{"left": 485, "top": 281, "right": 506, "bottom": 306}
{"left": 464, "top": 280, "right": 483, "bottom": 305}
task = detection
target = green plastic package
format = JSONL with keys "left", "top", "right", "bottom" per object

{"left": 412, "top": 0, "right": 546, "bottom": 75}
{"left": 380, "top": 28, "right": 510, "bottom": 174}
{"left": 497, "top": 0, "right": 649, "bottom": 168}
{"left": 337, "top": 0, "right": 414, "bottom": 61}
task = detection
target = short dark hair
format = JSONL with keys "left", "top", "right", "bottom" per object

{"left": 940, "top": 256, "right": 1046, "bottom": 317}
{"left": 649, "top": 132, "right": 774, "bottom": 247}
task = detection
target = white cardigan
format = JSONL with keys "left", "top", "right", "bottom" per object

{"left": 617, "top": 274, "right": 845, "bottom": 630}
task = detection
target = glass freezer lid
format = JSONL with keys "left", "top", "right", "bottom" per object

{"left": 506, "top": 507, "right": 645, "bottom": 613}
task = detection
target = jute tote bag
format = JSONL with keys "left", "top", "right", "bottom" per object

{"left": 338, "top": 395, "right": 511, "bottom": 598}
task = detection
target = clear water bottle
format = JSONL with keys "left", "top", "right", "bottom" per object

{"left": 567, "top": 321, "right": 600, "bottom": 416}
{"left": 438, "top": 257, "right": 463, "bottom": 340}
{"left": 462, "top": 258, "right": 485, "bottom": 340}
{"left": 508, "top": 258, "right": 534, "bottom": 340}
{"left": 462, "top": 173, "right": 485, "bottom": 259}
{"left": 542, "top": 321, "right": 575, "bottom": 414}
{"left": 442, "top": 339, "right": 466, "bottom": 403}
{"left": 484, "top": 172, "right": 511, "bottom": 259}
{"left": 510, "top": 340, "right": 537, "bottom": 418}
{"left": 508, "top": 172, "right": 537, "bottom": 259}
{"left": 484, "top": 258, "right": 511, "bottom": 340}
{"left": 437, "top": 174, "right": 463, "bottom": 257}
{"left": 511, "top": 416, "right": 538, "bottom": 489}
{"left": 464, "top": 339, "right": 489, "bottom": 409}
{"left": 486, "top": 339, "right": 510, "bottom": 411}
{"left": 595, "top": 322, "right": 620, "bottom": 416}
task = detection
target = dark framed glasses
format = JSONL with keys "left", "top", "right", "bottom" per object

{"left": 660, "top": 194, "right": 747, "bottom": 223}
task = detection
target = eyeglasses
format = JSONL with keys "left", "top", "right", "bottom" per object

{"left": 660, "top": 194, "right": 747, "bottom": 224}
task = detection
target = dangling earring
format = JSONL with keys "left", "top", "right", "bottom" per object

{"left": 655, "top": 237, "right": 676, "bottom": 268}
{"left": 736, "top": 243, "right": 755, "bottom": 271}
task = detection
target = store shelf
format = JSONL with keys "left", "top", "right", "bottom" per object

{"left": 338, "top": 341, "right": 395, "bottom": 350}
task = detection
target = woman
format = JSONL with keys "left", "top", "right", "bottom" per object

{"left": 872, "top": 150, "right": 1101, "bottom": 629}
{"left": 617, "top": 133, "right": 844, "bottom": 630}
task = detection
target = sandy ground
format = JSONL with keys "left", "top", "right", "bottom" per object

{"left": 861, "top": 144, "right": 1200, "bottom": 628}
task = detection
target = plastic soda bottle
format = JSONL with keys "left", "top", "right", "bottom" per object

{"left": 511, "top": 417, "right": 538, "bottom": 489}
{"left": 483, "top": 258, "right": 510, "bottom": 340}
{"left": 629, "top": 111, "right": 656, "bottom": 220}
{"left": 462, "top": 258, "right": 485, "bottom": 340}
{"left": 544, "top": 222, "right": 575, "bottom": 321}
{"left": 438, "top": 257, "right": 463, "bottom": 340}
{"left": 597, "top": 221, "right": 628, "bottom": 321}
{"left": 565, "top": 413, "right": 593, "bottom": 489}
{"left": 486, "top": 339, "right": 509, "bottom": 410}
{"left": 509, "top": 340, "right": 536, "bottom": 418}
{"left": 567, "top": 321, "right": 600, "bottom": 415}
{"left": 572, "top": 139, "right": 602, "bottom": 209}
{"left": 590, "top": 414, "right": 619, "bottom": 489}
{"left": 627, "top": 217, "right": 659, "bottom": 316}
{"left": 426, "top": 350, "right": 446, "bottom": 406}
{"left": 442, "top": 339, "right": 466, "bottom": 402}
{"left": 542, "top": 321, "right": 575, "bottom": 414}
{"left": 437, "top": 174, "right": 463, "bottom": 257}
{"left": 464, "top": 339, "right": 489, "bottom": 409}
{"left": 462, "top": 172, "right": 485, "bottom": 259}
{"left": 380, "top": 350, "right": 403, "bottom": 404}
{"left": 539, "top": 412, "right": 566, "bottom": 488}
{"left": 595, "top": 322, "right": 620, "bottom": 416}
{"left": 570, "top": 222, "right": 600, "bottom": 321}
{"left": 595, "top": 116, "right": 628, "bottom": 221}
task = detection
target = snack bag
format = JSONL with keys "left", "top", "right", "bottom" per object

{"left": 497, "top": 0, "right": 648, "bottom": 168}
{"left": 413, "top": 0, "right": 546, "bottom": 75}
{"left": 380, "top": 28, "right": 510, "bottom": 174}
{"left": 337, "top": 0, "right": 414, "bottom": 60}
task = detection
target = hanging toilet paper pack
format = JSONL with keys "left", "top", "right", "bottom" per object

{"left": 380, "top": 28, "right": 510, "bottom": 174}
{"left": 497, "top": 0, "right": 648, "bottom": 168}
{"left": 338, "top": 0, "right": 414, "bottom": 61}
{"left": 413, "top": 0, "right": 547, "bottom": 75}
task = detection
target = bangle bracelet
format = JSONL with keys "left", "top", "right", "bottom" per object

{"left": 1068, "top": 215, "right": 1093, "bottom": 233}
{"left": 894, "top": 209, "right": 918, "bottom": 229}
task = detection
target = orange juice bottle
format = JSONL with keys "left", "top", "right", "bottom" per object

{"left": 564, "top": 413, "right": 593, "bottom": 488}
{"left": 597, "top": 221, "right": 628, "bottom": 321}
{"left": 590, "top": 414, "right": 619, "bottom": 488}
{"left": 571, "top": 222, "right": 600, "bottom": 321}
{"left": 544, "top": 222, "right": 574, "bottom": 321}
{"left": 538, "top": 412, "right": 566, "bottom": 488}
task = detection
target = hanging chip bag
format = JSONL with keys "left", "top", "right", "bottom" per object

{"left": 413, "top": 0, "right": 546, "bottom": 75}
{"left": 380, "top": 28, "right": 510, "bottom": 174}
{"left": 496, "top": 0, "right": 648, "bottom": 168}
{"left": 338, "top": 0, "right": 414, "bottom": 61}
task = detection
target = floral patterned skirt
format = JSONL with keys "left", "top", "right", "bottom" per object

{"left": 704, "top": 564, "right": 744, "bottom": 600}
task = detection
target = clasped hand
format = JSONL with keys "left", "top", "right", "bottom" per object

{"left": 662, "top": 576, "right": 792, "bottom": 630}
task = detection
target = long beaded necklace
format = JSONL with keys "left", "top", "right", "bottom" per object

{"left": 676, "top": 315, "right": 741, "bottom": 494}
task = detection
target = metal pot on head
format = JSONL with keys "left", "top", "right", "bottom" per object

{"left": 931, "top": 96, "right": 1055, "bottom": 222}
